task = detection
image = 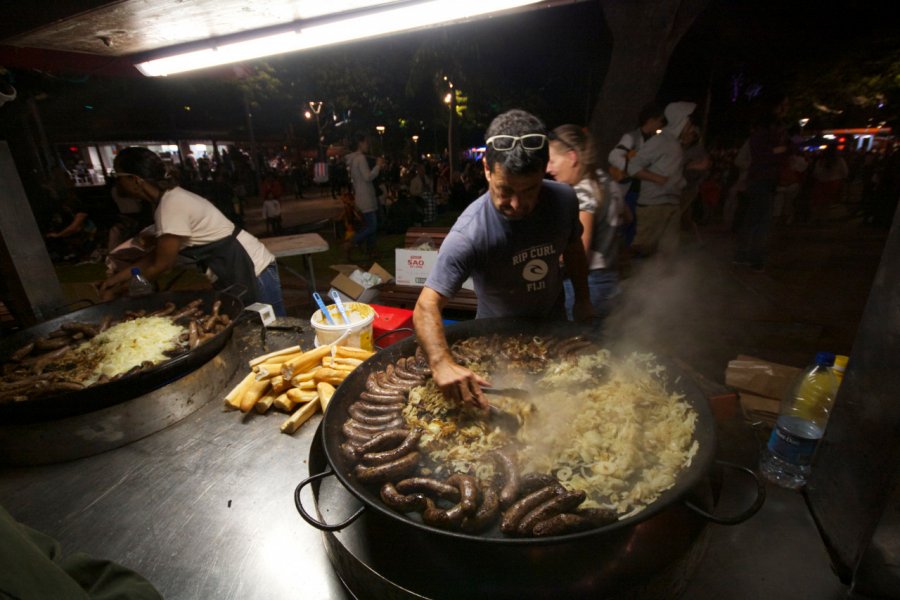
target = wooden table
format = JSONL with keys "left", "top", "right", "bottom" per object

{"left": 260, "top": 232, "right": 329, "bottom": 295}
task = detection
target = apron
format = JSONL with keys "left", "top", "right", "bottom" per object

{"left": 179, "top": 225, "right": 259, "bottom": 304}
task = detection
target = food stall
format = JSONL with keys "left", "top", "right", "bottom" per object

{"left": 0, "top": 307, "right": 854, "bottom": 599}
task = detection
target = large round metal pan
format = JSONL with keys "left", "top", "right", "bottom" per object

{"left": 0, "top": 290, "right": 243, "bottom": 423}
{"left": 310, "top": 317, "right": 733, "bottom": 545}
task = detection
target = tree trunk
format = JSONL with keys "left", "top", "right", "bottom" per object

{"left": 591, "top": 0, "right": 711, "bottom": 163}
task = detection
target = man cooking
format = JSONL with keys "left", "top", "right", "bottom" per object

{"left": 413, "top": 109, "right": 591, "bottom": 409}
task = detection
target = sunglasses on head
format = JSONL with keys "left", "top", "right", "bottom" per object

{"left": 485, "top": 133, "right": 548, "bottom": 151}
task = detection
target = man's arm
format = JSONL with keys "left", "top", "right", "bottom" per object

{"left": 413, "top": 286, "right": 490, "bottom": 408}
{"left": 562, "top": 237, "right": 592, "bottom": 323}
{"left": 99, "top": 234, "right": 182, "bottom": 300}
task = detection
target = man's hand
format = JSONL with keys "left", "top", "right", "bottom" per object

{"left": 431, "top": 357, "right": 491, "bottom": 410}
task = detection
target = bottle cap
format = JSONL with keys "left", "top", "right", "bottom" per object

{"left": 131, "top": 267, "right": 141, "bottom": 276}
{"left": 815, "top": 351, "right": 835, "bottom": 367}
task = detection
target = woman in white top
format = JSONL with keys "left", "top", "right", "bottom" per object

{"left": 547, "top": 125, "right": 624, "bottom": 321}
{"left": 99, "top": 147, "right": 285, "bottom": 315}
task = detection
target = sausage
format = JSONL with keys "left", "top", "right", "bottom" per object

{"left": 395, "top": 477, "right": 461, "bottom": 502}
{"left": 422, "top": 498, "right": 465, "bottom": 530}
{"left": 516, "top": 489, "right": 586, "bottom": 536}
{"left": 461, "top": 485, "right": 501, "bottom": 533}
{"left": 405, "top": 355, "right": 431, "bottom": 376}
{"left": 188, "top": 321, "right": 200, "bottom": 349}
{"left": 210, "top": 299, "right": 222, "bottom": 317}
{"left": 34, "top": 337, "right": 71, "bottom": 352}
{"left": 10, "top": 342, "right": 35, "bottom": 362}
{"left": 31, "top": 345, "right": 71, "bottom": 375}
{"left": 375, "top": 370, "right": 409, "bottom": 393}
{"left": 490, "top": 450, "right": 520, "bottom": 508}
{"left": 447, "top": 474, "right": 479, "bottom": 515}
{"left": 348, "top": 403, "right": 401, "bottom": 425}
{"left": 500, "top": 485, "right": 562, "bottom": 534}
{"left": 414, "top": 346, "right": 429, "bottom": 368}
{"left": 343, "top": 417, "right": 404, "bottom": 436}
{"left": 518, "top": 473, "right": 559, "bottom": 496}
{"left": 360, "top": 391, "right": 406, "bottom": 404}
{"left": 360, "top": 429, "right": 422, "bottom": 466}
{"left": 390, "top": 361, "right": 422, "bottom": 383}
{"left": 380, "top": 483, "right": 428, "bottom": 513}
{"left": 61, "top": 322, "right": 99, "bottom": 338}
{"left": 340, "top": 442, "right": 362, "bottom": 463}
{"left": 352, "top": 428, "right": 410, "bottom": 454}
{"left": 341, "top": 421, "right": 374, "bottom": 444}
{"left": 365, "top": 372, "right": 401, "bottom": 396}
{"left": 354, "top": 451, "right": 420, "bottom": 484}
{"left": 149, "top": 302, "right": 176, "bottom": 317}
{"left": 575, "top": 507, "right": 618, "bottom": 528}
{"left": 532, "top": 513, "right": 592, "bottom": 537}
{"left": 356, "top": 400, "right": 405, "bottom": 413}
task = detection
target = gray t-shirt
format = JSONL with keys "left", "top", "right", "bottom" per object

{"left": 425, "top": 180, "right": 581, "bottom": 319}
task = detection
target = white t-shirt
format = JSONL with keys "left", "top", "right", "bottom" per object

{"left": 155, "top": 186, "right": 274, "bottom": 276}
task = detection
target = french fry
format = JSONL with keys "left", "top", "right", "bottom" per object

{"left": 286, "top": 388, "right": 317, "bottom": 403}
{"left": 270, "top": 375, "right": 291, "bottom": 395}
{"left": 335, "top": 346, "right": 374, "bottom": 361}
{"left": 240, "top": 378, "right": 271, "bottom": 413}
{"left": 292, "top": 379, "right": 316, "bottom": 391}
{"left": 255, "top": 391, "right": 277, "bottom": 414}
{"left": 290, "top": 371, "right": 316, "bottom": 386}
{"left": 224, "top": 372, "right": 256, "bottom": 411}
{"left": 313, "top": 367, "right": 348, "bottom": 386}
{"left": 282, "top": 345, "right": 334, "bottom": 379}
{"left": 317, "top": 382, "right": 336, "bottom": 412}
{"left": 322, "top": 356, "right": 363, "bottom": 367}
{"left": 274, "top": 393, "right": 296, "bottom": 413}
{"left": 280, "top": 400, "right": 319, "bottom": 434}
{"left": 252, "top": 362, "right": 285, "bottom": 379}
{"left": 248, "top": 345, "right": 302, "bottom": 368}
{"left": 321, "top": 358, "right": 357, "bottom": 371}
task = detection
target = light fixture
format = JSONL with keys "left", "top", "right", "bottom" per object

{"left": 135, "top": 0, "right": 544, "bottom": 76}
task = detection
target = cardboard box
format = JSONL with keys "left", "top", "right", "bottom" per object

{"left": 329, "top": 262, "right": 393, "bottom": 303}
{"left": 725, "top": 355, "right": 802, "bottom": 425}
{"left": 394, "top": 248, "right": 474, "bottom": 290}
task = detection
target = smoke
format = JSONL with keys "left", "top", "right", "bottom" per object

{"left": 602, "top": 250, "right": 730, "bottom": 382}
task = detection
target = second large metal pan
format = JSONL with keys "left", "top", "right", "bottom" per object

{"left": 0, "top": 290, "right": 243, "bottom": 423}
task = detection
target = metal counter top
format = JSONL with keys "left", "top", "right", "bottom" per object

{"left": 0, "top": 319, "right": 852, "bottom": 599}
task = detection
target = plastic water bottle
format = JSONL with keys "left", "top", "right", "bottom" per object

{"left": 128, "top": 267, "right": 154, "bottom": 297}
{"left": 759, "top": 352, "right": 838, "bottom": 489}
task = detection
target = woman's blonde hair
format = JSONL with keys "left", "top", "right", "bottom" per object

{"left": 551, "top": 124, "right": 605, "bottom": 209}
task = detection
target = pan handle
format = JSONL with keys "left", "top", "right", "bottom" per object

{"left": 682, "top": 460, "right": 766, "bottom": 525}
{"left": 294, "top": 466, "right": 366, "bottom": 532}
{"left": 375, "top": 328, "right": 415, "bottom": 350}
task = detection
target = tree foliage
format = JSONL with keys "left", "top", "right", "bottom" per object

{"left": 787, "top": 34, "right": 900, "bottom": 130}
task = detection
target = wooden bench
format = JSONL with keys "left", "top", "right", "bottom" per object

{"left": 374, "top": 227, "right": 478, "bottom": 313}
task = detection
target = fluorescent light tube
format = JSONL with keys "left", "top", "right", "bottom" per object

{"left": 136, "top": 0, "right": 543, "bottom": 76}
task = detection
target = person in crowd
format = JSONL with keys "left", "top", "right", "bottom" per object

{"left": 626, "top": 101, "right": 698, "bottom": 258}
{"left": 45, "top": 194, "right": 98, "bottom": 262}
{"left": 733, "top": 94, "right": 789, "bottom": 270}
{"left": 99, "top": 147, "right": 286, "bottom": 316}
{"left": 774, "top": 129, "right": 809, "bottom": 225}
{"left": 413, "top": 109, "right": 591, "bottom": 409}
{"left": 809, "top": 145, "right": 848, "bottom": 221}
{"left": 262, "top": 195, "right": 282, "bottom": 235}
{"left": 679, "top": 124, "right": 711, "bottom": 235}
{"left": 608, "top": 103, "right": 666, "bottom": 249}
{"left": 259, "top": 171, "right": 284, "bottom": 204}
{"left": 408, "top": 162, "right": 436, "bottom": 224}
{"left": 344, "top": 132, "right": 384, "bottom": 260}
{"left": 547, "top": 124, "right": 624, "bottom": 322}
